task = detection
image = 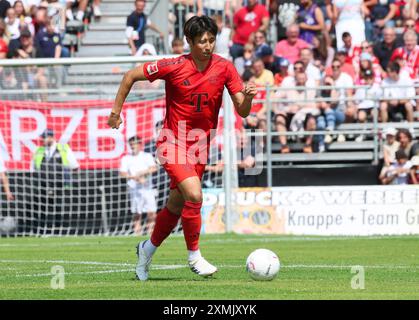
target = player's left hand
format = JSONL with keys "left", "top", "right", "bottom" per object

{"left": 108, "top": 112, "right": 122, "bottom": 129}
{"left": 244, "top": 82, "right": 258, "bottom": 99}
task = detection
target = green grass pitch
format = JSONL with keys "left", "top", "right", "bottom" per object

{"left": 0, "top": 234, "right": 418, "bottom": 299}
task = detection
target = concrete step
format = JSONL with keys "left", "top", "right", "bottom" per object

{"left": 88, "top": 23, "right": 126, "bottom": 31}
{"left": 97, "top": 15, "right": 126, "bottom": 24}
{"left": 82, "top": 30, "right": 127, "bottom": 44}
{"left": 76, "top": 45, "right": 130, "bottom": 57}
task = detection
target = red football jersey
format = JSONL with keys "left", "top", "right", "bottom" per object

{"left": 143, "top": 54, "right": 244, "bottom": 147}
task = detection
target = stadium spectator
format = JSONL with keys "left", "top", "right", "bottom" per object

{"left": 0, "top": 0, "right": 10, "bottom": 19}
{"left": 373, "top": 27, "right": 402, "bottom": 70}
{"left": 316, "top": 75, "right": 347, "bottom": 144}
{"left": 0, "top": 18, "right": 7, "bottom": 59}
{"left": 35, "top": 18, "right": 65, "bottom": 58}
{"left": 135, "top": 42, "right": 157, "bottom": 56}
{"left": 312, "top": 33, "right": 334, "bottom": 67}
{"left": 299, "top": 47, "right": 321, "bottom": 85}
{"left": 353, "top": 69, "right": 382, "bottom": 134}
{"left": 252, "top": 30, "right": 269, "bottom": 58}
{"left": 396, "top": 128, "right": 414, "bottom": 157}
{"left": 286, "top": 72, "right": 319, "bottom": 132}
{"left": 276, "top": 71, "right": 319, "bottom": 152}
{"left": 274, "top": 24, "right": 310, "bottom": 64}
{"left": 380, "top": 61, "right": 416, "bottom": 122}
{"left": 241, "top": 69, "right": 267, "bottom": 131}
{"left": 328, "top": 59, "right": 355, "bottom": 126}
{"left": 402, "top": 18, "right": 418, "bottom": 34}
{"left": 126, "top": 0, "right": 164, "bottom": 56}
{"left": 340, "top": 32, "right": 361, "bottom": 65}
{"left": 390, "top": 30, "right": 419, "bottom": 81}
{"left": 171, "top": 37, "right": 184, "bottom": 54}
{"left": 213, "top": 14, "right": 230, "bottom": 56}
{"left": 171, "top": 0, "right": 195, "bottom": 38}
{"left": 7, "top": 27, "right": 34, "bottom": 58}
{"left": 120, "top": 135, "right": 158, "bottom": 236}
{"left": 333, "top": 0, "right": 365, "bottom": 50}
{"left": 379, "top": 149, "right": 412, "bottom": 185}
{"left": 409, "top": 156, "right": 419, "bottom": 184}
{"left": 355, "top": 52, "right": 383, "bottom": 85}
{"left": 230, "top": 0, "right": 269, "bottom": 60}
{"left": 13, "top": 1, "right": 34, "bottom": 35}
{"left": 296, "top": 0, "right": 324, "bottom": 45}
{"left": 5, "top": 8, "right": 20, "bottom": 40}
{"left": 234, "top": 42, "right": 254, "bottom": 76}
{"left": 65, "top": 0, "right": 88, "bottom": 21}
{"left": 382, "top": 127, "right": 399, "bottom": 167}
{"left": 273, "top": 57, "right": 290, "bottom": 85}
{"left": 325, "top": 50, "right": 356, "bottom": 80}
{"left": 0, "top": 154, "right": 14, "bottom": 201}
{"left": 269, "top": 0, "right": 299, "bottom": 42}
{"left": 197, "top": 0, "right": 227, "bottom": 18}
{"left": 251, "top": 57, "right": 274, "bottom": 86}
{"left": 365, "top": 0, "right": 397, "bottom": 42}
{"left": 31, "top": 128, "right": 79, "bottom": 235}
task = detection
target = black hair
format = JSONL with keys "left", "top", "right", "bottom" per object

{"left": 395, "top": 149, "right": 408, "bottom": 160}
{"left": 128, "top": 136, "right": 142, "bottom": 144}
{"left": 183, "top": 15, "right": 218, "bottom": 43}
{"left": 387, "top": 61, "right": 400, "bottom": 74}
{"left": 242, "top": 69, "right": 254, "bottom": 82}
{"left": 342, "top": 32, "right": 351, "bottom": 39}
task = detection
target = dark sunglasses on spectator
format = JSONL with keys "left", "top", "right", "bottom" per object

{"left": 405, "top": 23, "right": 415, "bottom": 28}
{"left": 294, "top": 66, "right": 304, "bottom": 71}
{"left": 332, "top": 64, "right": 341, "bottom": 69}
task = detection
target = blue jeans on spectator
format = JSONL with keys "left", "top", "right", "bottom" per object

{"left": 229, "top": 43, "right": 244, "bottom": 61}
{"left": 316, "top": 108, "right": 345, "bottom": 146}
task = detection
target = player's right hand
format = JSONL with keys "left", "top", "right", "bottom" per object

{"left": 108, "top": 112, "right": 122, "bottom": 129}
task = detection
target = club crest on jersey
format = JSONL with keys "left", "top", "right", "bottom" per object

{"left": 147, "top": 62, "right": 159, "bottom": 75}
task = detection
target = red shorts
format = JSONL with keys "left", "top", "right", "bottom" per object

{"left": 156, "top": 141, "right": 208, "bottom": 190}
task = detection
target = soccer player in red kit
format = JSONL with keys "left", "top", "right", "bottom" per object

{"left": 108, "top": 16, "right": 257, "bottom": 281}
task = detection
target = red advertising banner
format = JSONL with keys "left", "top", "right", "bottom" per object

{"left": 0, "top": 99, "right": 165, "bottom": 170}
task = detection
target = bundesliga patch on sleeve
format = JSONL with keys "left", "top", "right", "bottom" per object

{"left": 147, "top": 62, "right": 159, "bottom": 75}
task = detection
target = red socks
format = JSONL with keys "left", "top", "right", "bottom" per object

{"left": 149, "top": 201, "right": 203, "bottom": 251}
{"left": 150, "top": 207, "right": 181, "bottom": 247}
{"left": 181, "top": 201, "right": 202, "bottom": 251}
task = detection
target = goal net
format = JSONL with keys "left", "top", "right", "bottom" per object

{"left": 0, "top": 57, "right": 249, "bottom": 237}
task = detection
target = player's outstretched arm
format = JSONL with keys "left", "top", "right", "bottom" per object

{"left": 231, "top": 82, "right": 258, "bottom": 118}
{"left": 108, "top": 66, "right": 148, "bottom": 129}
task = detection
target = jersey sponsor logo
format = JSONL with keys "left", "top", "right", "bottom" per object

{"left": 147, "top": 62, "right": 159, "bottom": 75}
{"left": 190, "top": 93, "right": 209, "bottom": 112}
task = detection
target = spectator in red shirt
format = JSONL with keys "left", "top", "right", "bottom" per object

{"left": 274, "top": 24, "right": 310, "bottom": 64}
{"left": 325, "top": 50, "right": 356, "bottom": 80}
{"left": 0, "top": 18, "right": 7, "bottom": 59}
{"left": 341, "top": 32, "right": 361, "bottom": 65}
{"left": 390, "top": 30, "right": 419, "bottom": 81}
{"left": 230, "top": 0, "right": 270, "bottom": 61}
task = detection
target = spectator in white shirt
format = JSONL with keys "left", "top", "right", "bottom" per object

{"left": 120, "top": 136, "right": 158, "bottom": 235}
{"left": 5, "top": 7, "right": 20, "bottom": 39}
{"left": 213, "top": 14, "right": 231, "bottom": 56}
{"left": 331, "top": 58, "right": 356, "bottom": 125}
{"left": 380, "top": 61, "right": 416, "bottom": 122}
{"left": 354, "top": 69, "right": 382, "bottom": 124}
{"left": 299, "top": 47, "right": 321, "bottom": 85}
{"left": 380, "top": 149, "right": 412, "bottom": 185}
